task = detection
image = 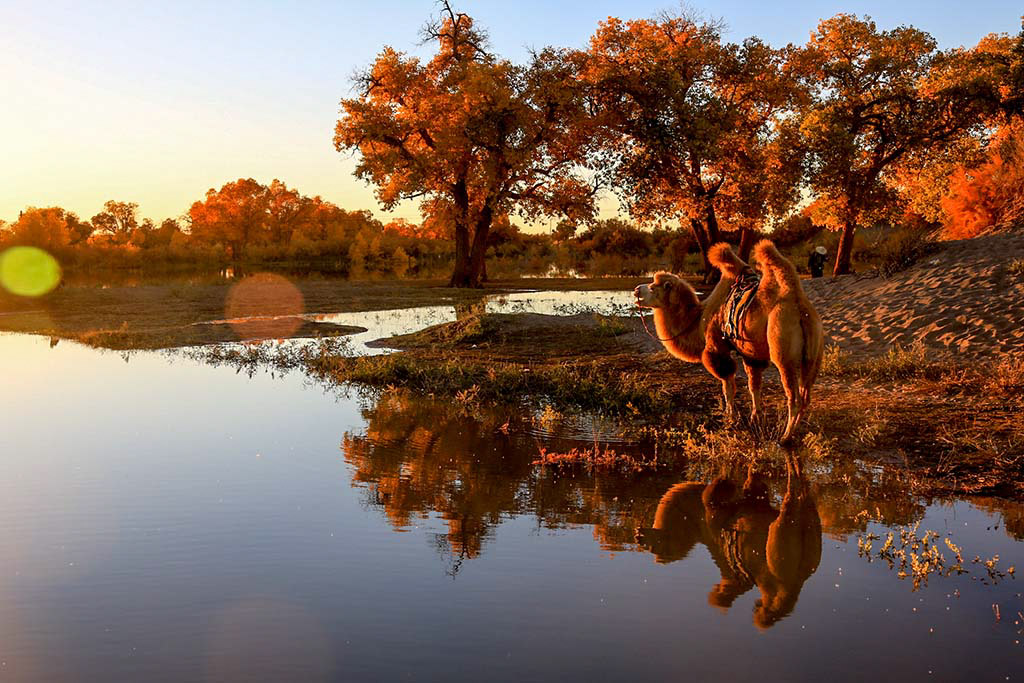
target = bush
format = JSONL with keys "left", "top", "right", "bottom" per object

{"left": 879, "top": 225, "right": 938, "bottom": 277}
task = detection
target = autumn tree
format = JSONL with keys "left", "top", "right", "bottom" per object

{"left": 583, "top": 14, "right": 803, "bottom": 276}
{"left": 189, "top": 178, "right": 320, "bottom": 258}
{"left": 891, "top": 22, "right": 1024, "bottom": 232}
{"left": 5, "top": 207, "right": 78, "bottom": 250}
{"left": 792, "top": 15, "right": 991, "bottom": 275}
{"left": 941, "top": 124, "right": 1024, "bottom": 237}
{"left": 335, "top": 2, "right": 601, "bottom": 287}
{"left": 936, "top": 19, "right": 1024, "bottom": 121}
{"left": 189, "top": 179, "right": 271, "bottom": 259}
{"left": 91, "top": 200, "right": 139, "bottom": 242}
{"left": 266, "top": 179, "right": 315, "bottom": 245}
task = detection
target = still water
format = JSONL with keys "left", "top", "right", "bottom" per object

{"left": 0, "top": 302, "right": 1022, "bottom": 681}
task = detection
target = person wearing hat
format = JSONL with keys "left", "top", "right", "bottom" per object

{"left": 808, "top": 246, "right": 827, "bottom": 278}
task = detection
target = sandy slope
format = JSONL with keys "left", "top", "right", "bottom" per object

{"left": 802, "top": 229, "right": 1024, "bottom": 359}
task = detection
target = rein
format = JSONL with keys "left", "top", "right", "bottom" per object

{"left": 636, "top": 304, "right": 701, "bottom": 343}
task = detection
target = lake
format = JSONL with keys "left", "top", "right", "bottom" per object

{"left": 0, "top": 290, "right": 1021, "bottom": 681}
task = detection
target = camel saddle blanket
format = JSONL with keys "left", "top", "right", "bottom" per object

{"left": 722, "top": 269, "right": 761, "bottom": 342}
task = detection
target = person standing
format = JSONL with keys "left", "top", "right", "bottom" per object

{"left": 808, "top": 246, "right": 827, "bottom": 278}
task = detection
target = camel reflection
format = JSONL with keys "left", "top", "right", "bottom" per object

{"left": 638, "top": 459, "right": 821, "bottom": 629}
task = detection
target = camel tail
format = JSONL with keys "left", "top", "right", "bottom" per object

{"left": 753, "top": 239, "right": 802, "bottom": 297}
{"left": 798, "top": 306, "right": 824, "bottom": 408}
{"left": 708, "top": 242, "right": 746, "bottom": 280}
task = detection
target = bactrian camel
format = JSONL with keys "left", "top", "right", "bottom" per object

{"left": 634, "top": 240, "right": 824, "bottom": 442}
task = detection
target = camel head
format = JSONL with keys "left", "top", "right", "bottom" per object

{"left": 634, "top": 272, "right": 698, "bottom": 310}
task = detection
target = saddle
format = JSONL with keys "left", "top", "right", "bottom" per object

{"left": 722, "top": 269, "right": 761, "bottom": 343}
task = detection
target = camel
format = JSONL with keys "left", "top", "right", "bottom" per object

{"left": 636, "top": 458, "right": 822, "bottom": 629}
{"left": 634, "top": 239, "right": 824, "bottom": 442}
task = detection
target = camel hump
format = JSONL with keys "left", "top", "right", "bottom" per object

{"left": 708, "top": 242, "right": 746, "bottom": 279}
{"left": 753, "top": 239, "right": 801, "bottom": 295}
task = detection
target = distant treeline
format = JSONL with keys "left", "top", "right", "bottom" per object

{"left": 0, "top": 174, "right": 934, "bottom": 281}
{"left": 3, "top": 6, "right": 1023, "bottom": 284}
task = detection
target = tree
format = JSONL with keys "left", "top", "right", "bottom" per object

{"left": 266, "top": 179, "right": 316, "bottom": 245}
{"left": 935, "top": 19, "right": 1024, "bottom": 121}
{"left": 66, "top": 213, "right": 95, "bottom": 245}
{"left": 335, "top": 2, "right": 600, "bottom": 287}
{"left": 583, "top": 14, "right": 803, "bottom": 277}
{"left": 941, "top": 124, "right": 1024, "bottom": 238}
{"left": 189, "top": 178, "right": 272, "bottom": 259}
{"left": 792, "top": 15, "right": 990, "bottom": 275}
{"left": 91, "top": 200, "right": 139, "bottom": 242}
{"left": 6, "top": 207, "right": 76, "bottom": 250}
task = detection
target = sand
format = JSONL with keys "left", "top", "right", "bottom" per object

{"left": 801, "top": 229, "right": 1024, "bottom": 359}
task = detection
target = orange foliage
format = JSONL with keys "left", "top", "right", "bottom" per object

{"left": 5, "top": 207, "right": 76, "bottom": 250}
{"left": 583, "top": 14, "right": 802, "bottom": 266}
{"left": 792, "top": 14, "right": 996, "bottom": 273}
{"left": 942, "top": 127, "right": 1024, "bottom": 238}
{"left": 334, "top": 4, "right": 601, "bottom": 286}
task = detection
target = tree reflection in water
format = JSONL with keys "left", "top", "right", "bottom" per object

{"left": 340, "top": 391, "right": 1024, "bottom": 620}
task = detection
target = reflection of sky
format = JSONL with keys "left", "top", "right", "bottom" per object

{"left": 314, "top": 289, "right": 638, "bottom": 354}
{"left": 0, "top": 332, "right": 1022, "bottom": 680}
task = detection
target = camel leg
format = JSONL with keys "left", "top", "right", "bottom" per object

{"left": 744, "top": 362, "right": 764, "bottom": 423}
{"left": 704, "top": 351, "right": 738, "bottom": 421}
{"left": 717, "top": 375, "right": 736, "bottom": 418}
{"left": 775, "top": 362, "right": 802, "bottom": 443}
{"left": 796, "top": 370, "right": 814, "bottom": 426}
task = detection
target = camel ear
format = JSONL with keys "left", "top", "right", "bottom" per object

{"left": 662, "top": 280, "right": 672, "bottom": 290}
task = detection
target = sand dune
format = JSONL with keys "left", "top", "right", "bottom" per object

{"left": 801, "top": 229, "right": 1024, "bottom": 359}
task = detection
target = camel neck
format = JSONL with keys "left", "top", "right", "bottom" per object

{"left": 652, "top": 302, "right": 705, "bottom": 361}
{"left": 651, "top": 276, "right": 734, "bottom": 363}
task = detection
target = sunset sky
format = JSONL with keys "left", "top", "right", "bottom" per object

{"left": 2, "top": 0, "right": 1020, "bottom": 228}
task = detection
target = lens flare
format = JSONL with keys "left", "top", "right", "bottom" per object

{"left": 0, "top": 247, "right": 62, "bottom": 297}
{"left": 224, "top": 273, "right": 304, "bottom": 340}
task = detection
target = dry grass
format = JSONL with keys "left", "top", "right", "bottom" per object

{"left": 533, "top": 445, "right": 656, "bottom": 471}
{"left": 856, "top": 521, "right": 1014, "bottom": 590}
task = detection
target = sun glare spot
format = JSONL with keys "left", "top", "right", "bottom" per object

{"left": 224, "top": 273, "right": 305, "bottom": 340}
{"left": 0, "top": 247, "right": 62, "bottom": 297}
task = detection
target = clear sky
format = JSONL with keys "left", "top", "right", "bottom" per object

{"left": 1, "top": 0, "right": 1020, "bottom": 227}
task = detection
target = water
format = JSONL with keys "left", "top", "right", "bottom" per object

{"left": 311, "top": 289, "right": 636, "bottom": 354}
{"left": 0, "top": 307, "right": 1022, "bottom": 681}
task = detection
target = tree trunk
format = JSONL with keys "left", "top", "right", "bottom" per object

{"left": 833, "top": 221, "right": 856, "bottom": 276}
{"left": 738, "top": 227, "right": 757, "bottom": 262}
{"left": 687, "top": 217, "right": 711, "bottom": 272}
{"left": 448, "top": 180, "right": 473, "bottom": 287}
{"left": 705, "top": 202, "right": 721, "bottom": 245}
{"left": 465, "top": 206, "right": 494, "bottom": 288}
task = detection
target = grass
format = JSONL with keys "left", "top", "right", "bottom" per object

{"left": 533, "top": 444, "right": 656, "bottom": 471}
{"left": 182, "top": 329, "right": 1024, "bottom": 495}
{"left": 878, "top": 226, "right": 939, "bottom": 277}
{"left": 303, "top": 350, "right": 678, "bottom": 417}
{"left": 1008, "top": 258, "right": 1024, "bottom": 278}
{"left": 822, "top": 342, "right": 943, "bottom": 382}
{"left": 823, "top": 341, "right": 1024, "bottom": 398}
{"left": 856, "top": 521, "right": 1014, "bottom": 590}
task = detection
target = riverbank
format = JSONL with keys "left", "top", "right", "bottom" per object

{"left": 288, "top": 307, "right": 1022, "bottom": 496}
{"left": 0, "top": 275, "right": 641, "bottom": 349}
{"left": 4, "top": 231, "right": 1022, "bottom": 494}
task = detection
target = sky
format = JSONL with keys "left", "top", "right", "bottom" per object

{"left": 1, "top": 0, "right": 1020, "bottom": 228}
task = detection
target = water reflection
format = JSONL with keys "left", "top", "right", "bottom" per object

{"left": 3, "top": 333, "right": 1024, "bottom": 679}
{"left": 638, "top": 460, "right": 821, "bottom": 629}
{"left": 341, "top": 392, "right": 671, "bottom": 571}
{"left": 342, "top": 389, "right": 1024, "bottom": 628}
